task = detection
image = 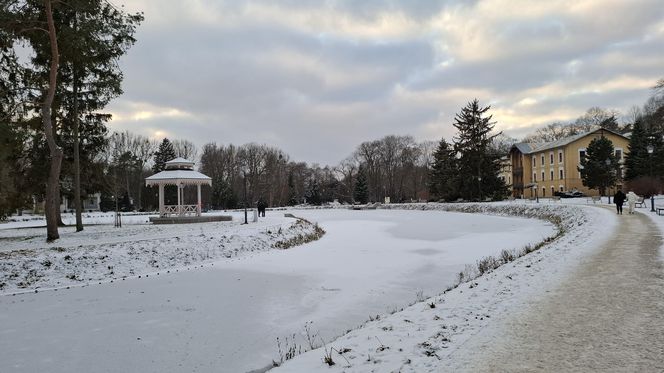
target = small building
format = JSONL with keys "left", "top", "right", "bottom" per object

{"left": 60, "top": 193, "right": 102, "bottom": 213}
{"left": 509, "top": 128, "right": 630, "bottom": 198}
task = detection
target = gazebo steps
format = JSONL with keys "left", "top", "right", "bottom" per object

{"left": 149, "top": 215, "right": 232, "bottom": 224}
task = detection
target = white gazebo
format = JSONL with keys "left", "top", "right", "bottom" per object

{"left": 146, "top": 158, "right": 212, "bottom": 217}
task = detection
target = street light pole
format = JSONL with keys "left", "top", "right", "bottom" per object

{"left": 647, "top": 145, "right": 655, "bottom": 212}
{"left": 243, "top": 171, "right": 248, "bottom": 224}
{"left": 605, "top": 158, "right": 612, "bottom": 204}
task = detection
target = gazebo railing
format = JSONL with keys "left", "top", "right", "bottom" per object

{"left": 161, "top": 205, "right": 200, "bottom": 217}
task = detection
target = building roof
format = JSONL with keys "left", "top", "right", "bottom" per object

{"left": 511, "top": 128, "right": 628, "bottom": 155}
{"left": 513, "top": 143, "right": 535, "bottom": 154}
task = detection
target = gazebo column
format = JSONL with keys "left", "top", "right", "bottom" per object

{"left": 177, "top": 184, "right": 182, "bottom": 216}
{"left": 197, "top": 184, "right": 202, "bottom": 216}
{"left": 158, "top": 184, "right": 165, "bottom": 217}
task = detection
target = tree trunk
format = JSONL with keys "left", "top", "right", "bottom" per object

{"left": 73, "top": 45, "right": 83, "bottom": 231}
{"left": 42, "top": 0, "right": 62, "bottom": 242}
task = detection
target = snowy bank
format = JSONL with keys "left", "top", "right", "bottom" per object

{"left": 0, "top": 215, "right": 324, "bottom": 295}
{"left": 273, "top": 202, "right": 615, "bottom": 372}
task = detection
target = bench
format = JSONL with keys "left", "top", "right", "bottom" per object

{"left": 635, "top": 197, "right": 646, "bottom": 208}
{"left": 657, "top": 208, "right": 664, "bottom": 216}
{"left": 551, "top": 196, "right": 561, "bottom": 202}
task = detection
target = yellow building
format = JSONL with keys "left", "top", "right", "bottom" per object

{"left": 510, "top": 128, "right": 630, "bottom": 198}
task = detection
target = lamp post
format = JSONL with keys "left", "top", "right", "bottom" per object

{"left": 243, "top": 170, "right": 248, "bottom": 224}
{"left": 647, "top": 145, "right": 655, "bottom": 212}
{"left": 605, "top": 158, "right": 612, "bottom": 204}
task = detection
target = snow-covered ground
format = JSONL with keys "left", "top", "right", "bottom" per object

{"left": 274, "top": 203, "right": 618, "bottom": 372}
{"left": 0, "top": 207, "right": 553, "bottom": 373}
{"left": 0, "top": 211, "right": 324, "bottom": 294}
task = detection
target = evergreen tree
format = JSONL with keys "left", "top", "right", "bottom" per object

{"left": 452, "top": 99, "right": 506, "bottom": 201}
{"left": 305, "top": 177, "right": 322, "bottom": 205}
{"left": 152, "top": 138, "right": 177, "bottom": 173}
{"left": 428, "top": 137, "right": 458, "bottom": 201}
{"left": 354, "top": 166, "right": 369, "bottom": 204}
{"left": 212, "top": 179, "right": 237, "bottom": 209}
{"left": 287, "top": 172, "right": 298, "bottom": 206}
{"left": 2, "top": 0, "right": 142, "bottom": 238}
{"left": 624, "top": 119, "right": 651, "bottom": 181}
{"left": 578, "top": 136, "right": 618, "bottom": 195}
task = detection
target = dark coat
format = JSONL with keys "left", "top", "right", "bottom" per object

{"left": 614, "top": 191, "right": 626, "bottom": 205}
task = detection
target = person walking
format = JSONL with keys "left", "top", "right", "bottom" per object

{"left": 626, "top": 191, "right": 638, "bottom": 214}
{"left": 613, "top": 190, "right": 626, "bottom": 215}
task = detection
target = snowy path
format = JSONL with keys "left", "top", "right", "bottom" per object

{"left": 462, "top": 207, "right": 664, "bottom": 372}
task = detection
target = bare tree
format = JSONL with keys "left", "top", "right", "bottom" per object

{"left": 573, "top": 106, "right": 620, "bottom": 132}
{"left": 173, "top": 139, "right": 198, "bottom": 162}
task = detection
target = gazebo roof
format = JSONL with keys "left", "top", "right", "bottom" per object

{"left": 146, "top": 157, "right": 212, "bottom": 186}
{"left": 146, "top": 170, "right": 212, "bottom": 186}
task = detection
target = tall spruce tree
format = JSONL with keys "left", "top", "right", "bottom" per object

{"left": 152, "top": 138, "right": 177, "bottom": 173}
{"left": 53, "top": 0, "right": 143, "bottom": 231}
{"left": 578, "top": 136, "right": 618, "bottom": 195}
{"left": 428, "top": 137, "right": 458, "bottom": 201}
{"left": 624, "top": 119, "right": 651, "bottom": 181}
{"left": 452, "top": 99, "right": 506, "bottom": 201}
{"left": 354, "top": 166, "right": 369, "bottom": 204}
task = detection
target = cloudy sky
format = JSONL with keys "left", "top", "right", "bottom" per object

{"left": 107, "top": 0, "right": 664, "bottom": 165}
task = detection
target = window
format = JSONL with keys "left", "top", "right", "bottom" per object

{"left": 541, "top": 171, "right": 545, "bottom": 181}
{"left": 542, "top": 187, "right": 546, "bottom": 197}
{"left": 550, "top": 153, "right": 554, "bottom": 164}
{"left": 559, "top": 186, "right": 564, "bottom": 192}
{"left": 533, "top": 173, "right": 537, "bottom": 182}
{"left": 559, "top": 169, "right": 564, "bottom": 179}
{"left": 541, "top": 155, "right": 545, "bottom": 165}
{"left": 579, "top": 150, "right": 586, "bottom": 160}
{"left": 558, "top": 151, "right": 563, "bottom": 163}
{"left": 551, "top": 186, "right": 555, "bottom": 196}
{"left": 615, "top": 149, "right": 623, "bottom": 160}
{"left": 532, "top": 156, "right": 536, "bottom": 167}
{"left": 550, "top": 170, "right": 554, "bottom": 180}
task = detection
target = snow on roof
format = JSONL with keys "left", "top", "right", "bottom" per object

{"left": 145, "top": 170, "right": 212, "bottom": 186}
{"left": 165, "top": 157, "right": 193, "bottom": 165}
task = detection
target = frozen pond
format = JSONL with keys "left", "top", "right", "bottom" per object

{"left": 0, "top": 209, "right": 554, "bottom": 372}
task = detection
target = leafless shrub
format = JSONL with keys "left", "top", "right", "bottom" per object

{"left": 500, "top": 249, "right": 515, "bottom": 263}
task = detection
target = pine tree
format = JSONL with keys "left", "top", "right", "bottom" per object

{"left": 452, "top": 99, "right": 506, "bottom": 201}
{"left": 578, "top": 136, "right": 618, "bottom": 195}
{"left": 152, "top": 138, "right": 177, "bottom": 173}
{"left": 428, "top": 138, "right": 458, "bottom": 201}
{"left": 354, "top": 166, "right": 369, "bottom": 204}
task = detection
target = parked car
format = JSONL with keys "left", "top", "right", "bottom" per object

{"left": 555, "top": 191, "right": 585, "bottom": 198}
